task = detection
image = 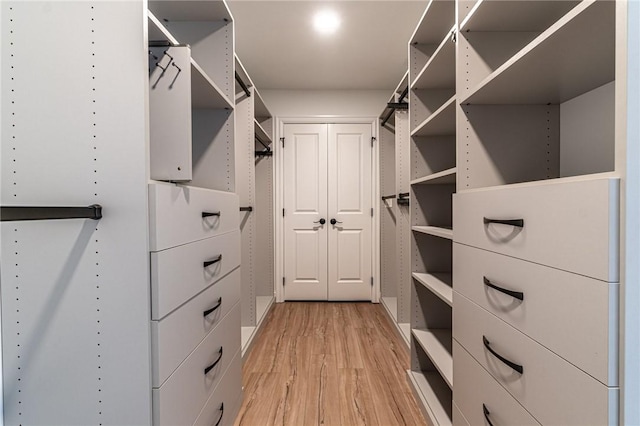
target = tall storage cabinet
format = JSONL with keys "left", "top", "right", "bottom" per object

{"left": 1, "top": 1, "right": 242, "bottom": 425}
{"left": 234, "top": 57, "right": 275, "bottom": 357}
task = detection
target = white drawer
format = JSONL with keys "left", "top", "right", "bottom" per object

{"left": 452, "top": 402, "right": 469, "bottom": 426}
{"left": 151, "top": 230, "right": 240, "bottom": 319}
{"left": 453, "top": 341, "right": 541, "bottom": 426}
{"left": 151, "top": 268, "right": 241, "bottom": 387}
{"left": 453, "top": 177, "right": 619, "bottom": 281}
{"left": 149, "top": 182, "right": 239, "bottom": 251}
{"left": 453, "top": 293, "right": 618, "bottom": 425}
{"left": 193, "top": 349, "right": 243, "bottom": 426}
{"left": 454, "top": 243, "right": 618, "bottom": 386}
{"left": 152, "top": 302, "right": 240, "bottom": 426}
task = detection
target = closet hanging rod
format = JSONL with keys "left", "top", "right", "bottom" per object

{"left": 381, "top": 100, "right": 408, "bottom": 127}
{"left": 240, "top": 206, "right": 253, "bottom": 212}
{"left": 255, "top": 150, "right": 273, "bottom": 157}
{"left": 398, "top": 192, "right": 410, "bottom": 198}
{"left": 381, "top": 194, "right": 397, "bottom": 200}
{"left": 235, "top": 71, "right": 251, "bottom": 97}
{"left": 1, "top": 204, "right": 103, "bottom": 221}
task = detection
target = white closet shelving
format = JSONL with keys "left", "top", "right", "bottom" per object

{"left": 235, "top": 56, "right": 275, "bottom": 358}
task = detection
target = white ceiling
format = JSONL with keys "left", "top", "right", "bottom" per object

{"left": 227, "top": 1, "right": 428, "bottom": 90}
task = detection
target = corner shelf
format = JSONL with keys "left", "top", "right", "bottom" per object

{"left": 412, "top": 226, "right": 454, "bottom": 240}
{"left": 412, "top": 272, "right": 453, "bottom": 307}
{"left": 411, "top": 168, "right": 457, "bottom": 186}
{"left": 412, "top": 95, "right": 456, "bottom": 137}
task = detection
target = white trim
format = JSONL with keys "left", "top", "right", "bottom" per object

{"left": 274, "top": 116, "right": 380, "bottom": 303}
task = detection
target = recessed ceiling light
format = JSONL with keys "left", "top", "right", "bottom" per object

{"left": 313, "top": 10, "right": 340, "bottom": 35}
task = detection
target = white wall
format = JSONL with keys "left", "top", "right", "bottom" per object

{"left": 261, "top": 89, "right": 390, "bottom": 118}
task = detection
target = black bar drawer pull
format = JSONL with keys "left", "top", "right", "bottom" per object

{"left": 202, "top": 211, "right": 221, "bottom": 218}
{"left": 1, "top": 205, "right": 102, "bottom": 221}
{"left": 240, "top": 206, "right": 253, "bottom": 212}
{"left": 483, "top": 335, "right": 523, "bottom": 374}
{"left": 203, "top": 255, "right": 222, "bottom": 268}
{"left": 214, "top": 403, "right": 224, "bottom": 426}
{"left": 203, "top": 297, "right": 223, "bottom": 317}
{"left": 483, "top": 217, "right": 524, "bottom": 228}
{"left": 483, "top": 277, "right": 524, "bottom": 301}
{"left": 204, "top": 347, "right": 223, "bottom": 375}
{"left": 483, "top": 404, "right": 494, "bottom": 426}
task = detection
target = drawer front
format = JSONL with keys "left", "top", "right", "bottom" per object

{"left": 193, "top": 349, "right": 243, "bottom": 426}
{"left": 453, "top": 293, "right": 618, "bottom": 425}
{"left": 454, "top": 243, "right": 618, "bottom": 386}
{"left": 151, "top": 268, "right": 241, "bottom": 387}
{"left": 452, "top": 402, "right": 469, "bottom": 426}
{"left": 453, "top": 177, "right": 619, "bottom": 281}
{"left": 454, "top": 341, "right": 541, "bottom": 426}
{"left": 151, "top": 230, "right": 240, "bottom": 319}
{"left": 149, "top": 182, "right": 239, "bottom": 251}
{"left": 152, "top": 302, "right": 240, "bottom": 426}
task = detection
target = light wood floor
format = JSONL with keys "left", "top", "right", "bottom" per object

{"left": 234, "top": 302, "right": 428, "bottom": 426}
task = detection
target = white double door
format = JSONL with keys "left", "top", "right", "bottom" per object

{"left": 283, "top": 123, "right": 373, "bottom": 301}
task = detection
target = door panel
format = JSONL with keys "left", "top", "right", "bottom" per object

{"left": 283, "top": 124, "right": 328, "bottom": 300}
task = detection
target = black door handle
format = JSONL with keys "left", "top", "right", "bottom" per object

{"left": 313, "top": 218, "right": 326, "bottom": 225}
{"left": 330, "top": 218, "right": 342, "bottom": 225}
{"left": 483, "top": 335, "right": 523, "bottom": 374}
{"left": 483, "top": 404, "right": 494, "bottom": 426}
{"left": 204, "top": 255, "right": 222, "bottom": 268}
{"left": 483, "top": 277, "right": 524, "bottom": 301}
{"left": 203, "top": 297, "right": 223, "bottom": 317}
{"left": 204, "top": 347, "right": 223, "bottom": 375}
{"left": 202, "top": 211, "right": 221, "bottom": 218}
{"left": 214, "top": 403, "right": 224, "bottom": 426}
{"left": 483, "top": 217, "right": 524, "bottom": 228}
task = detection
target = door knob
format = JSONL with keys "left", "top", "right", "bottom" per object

{"left": 313, "top": 218, "right": 326, "bottom": 225}
{"left": 330, "top": 218, "right": 342, "bottom": 225}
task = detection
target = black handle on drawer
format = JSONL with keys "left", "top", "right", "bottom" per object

{"left": 202, "top": 211, "right": 221, "bottom": 218}
{"left": 214, "top": 403, "right": 224, "bottom": 426}
{"left": 483, "top": 277, "right": 524, "bottom": 301}
{"left": 203, "top": 297, "right": 223, "bottom": 317}
{"left": 203, "top": 255, "right": 222, "bottom": 268}
{"left": 483, "top": 336, "right": 523, "bottom": 374}
{"left": 483, "top": 404, "right": 494, "bottom": 426}
{"left": 204, "top": 347, "right": 223, "bottom": 375}
{"left": 483, "top": 217, "right": 524, "bottom": 228}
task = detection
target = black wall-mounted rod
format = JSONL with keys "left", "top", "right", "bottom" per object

{"left": 1, "top": 205, "right": 103, "bottom": 222}
{"left": 381, "top": 194, "right": 397, "bottom": 200}
{"left": 398, "top": 86, "right": 409, "bottom": 103}
{"left": 255, "top": 150, "right": 273, "bottom": 157}
{"left": 240, "top": 206, "right": 253, "bottom": 212}
{"left": 235, "top": 71, "right": 251, "bottom": 97}
{"left": 398, "top": 192, "right": 410, "bottom": 198}
{"left": 381, "top": 100, "right": 409, "bottom": 127}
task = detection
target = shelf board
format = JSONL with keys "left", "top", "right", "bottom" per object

{"left": 411, "top": 27, "right": 456, "bottom": 90}
{"left": 412, "top": 95, "right": 456, "bottom": 137}
{"left": 411, "top": 168, "right": 456, "bottom": 186}
{"left": 462, "top": 0, "right": 614, "bottom": 105}
{"left": 149, "top": 0, "right": 233, "bottom": 22}
{"left": 254, "top": 89, "right": 272, "bottom": 121}
{"left": 407, "top": 370, "right": 453, "bottom": 426}
{"left": 148, "top": 11, "right": 179, "bottom": 45}
{"left": 256, "top": 296, "right": 273, "bottom": 325}
{"left": 410, "top": 0, "right": 455, "bottom": 45}
{"left": 191, "top": 60, "right": 234, "bottom": 109}
{"left": 460, "top": 0, "right": 580, "bottom": 32}
{"left": 241, "top": 326, "right": 255, "bottom": 354}
{"left": 412, "top": 329, "right": 453, "bottom": 388}
{"left": 412, "top": 226, "right": 453, "bottom": 240}
{"left": 255, "top": 119, "right": 272, "bottom": 145}
{"left": 412, "top": 273, "right": 453, "bottom": 307}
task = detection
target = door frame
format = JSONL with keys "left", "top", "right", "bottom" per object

{"left": 274, "top": 116, "right": 380, "bottom": 303}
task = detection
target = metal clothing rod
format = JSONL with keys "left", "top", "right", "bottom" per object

{"left": 235, "top": 71, "right": 251, "bottom": 97}
{"left": 1, "top": 204, "right": 103, "bottom": 221}
{"left": 381, "top": 101, "right": 408, "bottom": 127}
{"left": 240, "top": 206, "right": 253, "bottom": 212}
{"left": 255, "top": 150, "right": 273, "bottom": 157}
{"left": 381, "top": 194, "right": 397, "bottom": 200}
{"left": 398, "top": 192, "right": 410, "bottom": 198}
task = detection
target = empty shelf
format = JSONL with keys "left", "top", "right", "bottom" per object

{"left": 255, "top": 120, "right": 272, "bottom": 145}
{"left": 412, "top": 329, "right": 453, "bottom": 388}
{"left": 412, "top": 27, "right": 456, "bottom": 90}
{"left": 411, "top": 168, "right": 457, "bottom": 186}
{"left": 412, "top": 226, "right": 453, "bottom": 240}
{"left": 149, "top": 0, "right": 233, "bottom": 22}
{"left": 410, "top": 0, "right": 455, "bottom": 45}
{"left": 412, "top": 95, "right": 456, "bottom": 137}
{"left": 148, "top": 12, "right": 179, "bottom": 44}
{"left": 407, "top": 370, "right": 453, "bottom": 426}
{"left": 191, "top": 60, "right": 234, "bottom": 109}
{"left": 412, "top": 273, "right": 453, "bottom": 306}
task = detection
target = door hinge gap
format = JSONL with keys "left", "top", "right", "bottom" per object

{"left": 280, "top": 137, "right": 285, "bottom": 148}
{"left": 283, "top": 208, "right": 285, "bottom": 217}
{"left": 371, "top": 207, "right": 374, "bottom": 217}
{"left": 283, "top": 277, "right": 285, "bottom": 286}
{"left": 371, "top": 136, "right": 376, "bottom": 147}
{"left": 370, "top": 277, "right": 374, "bottom": 286}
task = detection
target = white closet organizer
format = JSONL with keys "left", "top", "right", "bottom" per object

{"left": 453, "top": 1, "right": 622, "bottom": 425}
{"left": 406, "top": 1, "right": 456, "bottom": 425}
{"left": 234, "top": 57, "right": 275, "bottom": 357}
{"left": 379, "top": 73, "right": 411, "bottom": 347}
{"left": 0, "top": 1, "right": 241, "bottom": 425}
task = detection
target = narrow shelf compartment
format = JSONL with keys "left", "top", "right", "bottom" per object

{"left": 412, "top": 273, "right": 453, "bottom": 307}
{"left": 256, "top": 296, "right": 273, "bottom": 325}
{"left": 412, "top": 329, "right": 453, "bottom": 388}
{"left": 412, "top": 95, "right": 456, "bottom": 137}
{"left": 382, "top": 296, "right": 398, "bottom": 322}
{"left": 462, "top": 1, "right": 614, "bottom": 105}
{"left": 410, "top": 0, "right": 455, "bottom": 45}
{"left": 149, "top": 0, "right": 233, "bottom": 22}
{"left": 407, "top": 370, "right": 453, "bottom": 426}
{"left": 254, "top": 120, "right": 272, "bottom": 145}
{"left": 191, "top": 60, "right": 234, "bottom": 109}
{"left": 412, "top": 226, "right": 453, "bottom": 240}
{"left": 460, "top": 0, "right": 580, "bottom": 32}
{"left": 411, "top": 168, "right": 456, "bottom": 186}
{"left": 411, "top": 28, "right": 456, "bottom": 90}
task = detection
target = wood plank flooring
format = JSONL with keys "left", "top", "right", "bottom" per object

{"left": 234, "top": 302, "right": 428, "bottom": 426}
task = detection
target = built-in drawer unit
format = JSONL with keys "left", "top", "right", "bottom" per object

{"left": 152, "top": 302, "right": 240, "bottom": 426}
{"left": 453, "top": 293, "right": 618, "bottom": 425}
{"left": 151, "top": 267, "right": 241, "bottom": 387}
{"left": 193, "top": 349, "right": 243, "bottom": 426}
{"left": 453, "top": 341, "right": 541, "bottom": 426}
{"left": 151, "top": 230, "right": 240, "bottom": 319}
{"left": 453, "top": 402, "right": 470, "bottom": 426}
{"left": 453, "top": 177, "right": 619, "bottom": 282}
{"left": 454, "top": 243, "right": 618, "bottom": 386}
{"left": 149, "top": 182, "right": 239, "bottom": 251}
